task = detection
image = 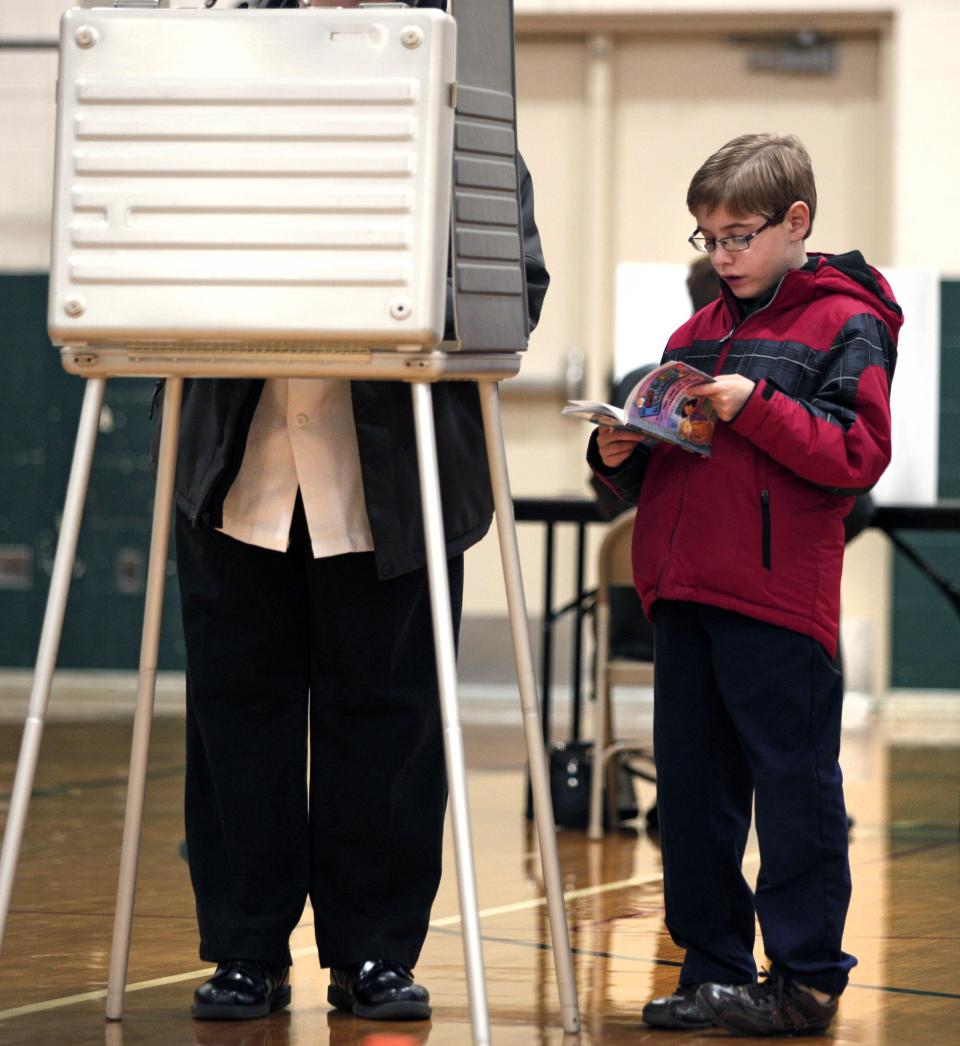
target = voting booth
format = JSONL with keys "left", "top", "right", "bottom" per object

{"left": 0, "top": 3, "right": 579, "bottom": 1041}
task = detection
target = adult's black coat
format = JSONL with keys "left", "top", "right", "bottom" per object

{"left": 153, "top": 157, "right": 548, "bottom": 580}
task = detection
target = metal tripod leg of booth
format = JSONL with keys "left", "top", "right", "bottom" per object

{"left": 105, "top": 376, "right": 183, "bottom": 1021}
{"left": 478, "top": 380, "right": 581, "bottom": 1036}
{"left": 411, "top": 382, "right": 491, "bottom": 1045}
{"left": 0, "top": 377, "right": 107, "bottom": 952}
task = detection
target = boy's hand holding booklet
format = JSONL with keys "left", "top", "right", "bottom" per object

{"left": 563, "top": 361, "right": 718, "bottom": 457}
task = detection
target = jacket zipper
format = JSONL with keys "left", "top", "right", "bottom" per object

{"left": 718, "top": 273, "right": 788, "bottom": 347}
{"left": 760, "top": 489, "right": 772, "bottom": 570}
{"left": 657, "top": 278, "right": 786, "bottom": 595}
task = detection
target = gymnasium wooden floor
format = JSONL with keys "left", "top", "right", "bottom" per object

{"left": 0, "top": 696, "right": 957, "bottom": 1045}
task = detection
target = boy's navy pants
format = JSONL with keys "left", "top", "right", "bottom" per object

{"left": 653, "top": 600, "right": 856, "bottom": 996}
{"left": 175, "top": 498, "right": 460, "bottom": 971}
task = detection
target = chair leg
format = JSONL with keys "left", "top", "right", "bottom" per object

{"left": 589, "top": 604, "right": 610, "bottom": 841}
{"left": 604, "top": 741, "right": 627, "bottom": 830}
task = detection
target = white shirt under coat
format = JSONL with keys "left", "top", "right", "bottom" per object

{"left": 218, "top": 378, "right": 374, "bottom": 558}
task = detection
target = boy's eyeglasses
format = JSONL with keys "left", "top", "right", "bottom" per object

{"left": 688, "top": 208, "right": 788, "bottom": 254}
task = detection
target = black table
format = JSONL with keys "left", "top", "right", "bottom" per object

{"left": 512, "top": 496, "right": 607, "bottom": 745}
{"left": 872, "top": 501, "right": 960, "bottom": 530}
{"left": 871, "top": 500, "right": 960, "bottom": 616}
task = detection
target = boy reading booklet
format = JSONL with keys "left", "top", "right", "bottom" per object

{"left": 563, "top": 361, "right": 718, "bottom": 456}
{"left": 589, "top": 133, "right": 900, "bottom": 1038}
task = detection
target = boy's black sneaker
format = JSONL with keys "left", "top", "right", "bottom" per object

{"left": 641, "top": 985, "right": 714, "bottom": 1029}
{"left": 696, "top": 971, "right": 839, "bottom": 1036}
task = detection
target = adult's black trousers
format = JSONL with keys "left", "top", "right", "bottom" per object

{"left": 175, "top": 498, "right": 462, "bottom": 970}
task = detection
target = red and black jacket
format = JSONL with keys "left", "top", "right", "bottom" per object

{"left": 589, "top": 252, "right": 902, "bottom": 656}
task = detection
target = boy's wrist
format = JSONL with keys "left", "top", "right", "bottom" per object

{"left": 728, "top": 378, "right": 768, "bottom": 434}
{"left": 727, "top": 378, "right": 761, "bottom": 425}
{"left": 589, "top": 429, "right": 635, "bottom": 475}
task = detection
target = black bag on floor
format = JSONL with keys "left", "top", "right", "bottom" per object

{"left": 548, "top": 740, "right": 639, "bottom": 830}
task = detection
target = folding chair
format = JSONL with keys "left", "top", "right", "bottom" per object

{"left": 588, "top": 509, "right": 656, "bottom": 841}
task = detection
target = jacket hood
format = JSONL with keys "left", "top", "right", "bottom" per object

{"left": 811, "top": 251, "right": 904, "bottom": 341}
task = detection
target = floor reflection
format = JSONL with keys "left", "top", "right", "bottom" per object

{"left": 190, "top": 1012, "right": 293, "bottom": 1046}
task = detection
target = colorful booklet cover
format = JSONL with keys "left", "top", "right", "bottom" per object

{"left": 562, "top": 361, "right": 718, "bottom": 457}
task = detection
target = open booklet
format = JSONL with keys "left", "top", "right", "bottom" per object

{"left": 563, "top": 360, "right": 718, "bottom": 457}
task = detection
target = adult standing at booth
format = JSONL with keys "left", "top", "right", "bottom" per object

{"left": 156, "top": 0, "right": 550, "bottom": 1023}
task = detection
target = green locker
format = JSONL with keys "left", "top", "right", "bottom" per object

{"left": 0, "top": 274, "right": 185, "bottom": 670}
{"left": 889, "top": 279, "right": 960, "bottom": 688}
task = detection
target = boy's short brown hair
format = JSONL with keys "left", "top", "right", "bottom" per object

{"left": 686, "top": 133, "right": 817, "bottom": 238}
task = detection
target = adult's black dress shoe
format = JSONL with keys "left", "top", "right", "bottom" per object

{"left": 192, "top": 959, "right": 291, "bottom": 1020}
{"left": 328, "top": 959, "right": 431, "bottom": 1021}
{"left": 641, "top": 984, "right": 715, "bottom": 1029}
{"left": 697, "top": 972, "right": 839, "bottom": 1036}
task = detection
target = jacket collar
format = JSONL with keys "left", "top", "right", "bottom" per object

{"left": 717, "top": 251, "right": 903, "bottom": 343}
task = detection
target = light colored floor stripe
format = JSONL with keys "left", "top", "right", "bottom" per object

{"left": 0, "top": 852, "right": 761, "bottom": 1021}
{"left": 429, "top": 850, "right": 762, "bottom": 928}
{"left": 0, "top": 966, "right": 215, "bottom": 1021}
{"left": 428, "top": 870, "right": 665, "bottom": 927}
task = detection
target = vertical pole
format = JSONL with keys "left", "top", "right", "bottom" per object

{"left": 0, "top": 377, "right": 106, "bottom": 950}
{"left": 410, "top": 382, "right": 490, "bottom": 1046}
{"left": 541, "top": 523, "right": 556, "bottom": 745}
{"left": 583, "top": 33, "right": 615, "bottom": 403}
{"left": 589, "top": 602, "right": 610, "bottom": 842}
{"left": 571, "top": 521, "right": 587, "bottom": 740}
{"left": 105, "top": 377, "right": 182, "bottom": 1021}
{"left": 478, "top": 380, "right": 581, "bottom": 1035}
{"left": 527, "top": 521, "right": 554, "bottom": 820}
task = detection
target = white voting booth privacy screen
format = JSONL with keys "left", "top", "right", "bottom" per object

{"left": 49, "top": 5, "right": 457, "bottom": 351}
{"left": 614, "top": 262, "right": 941, "bottom": 506}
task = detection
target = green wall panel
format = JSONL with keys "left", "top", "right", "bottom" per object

{"left": 889, "top": 280, "right": 960, "bottom": 689}
{"left": 0, "top": 274, "right": 185, "bottom": 669}
{"left": 937, "top": 281, "right": 960, "bottom": 497}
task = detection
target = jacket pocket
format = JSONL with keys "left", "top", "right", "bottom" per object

{"left": 760, "top": 489, "right": 772, "bottom": 570}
